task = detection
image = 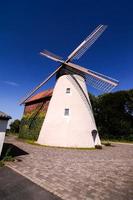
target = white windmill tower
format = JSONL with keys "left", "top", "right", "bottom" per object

{"left": 21, "top": 25, "right": 119, "bottom": 148}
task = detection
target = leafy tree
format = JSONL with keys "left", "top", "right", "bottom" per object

{"left": 9, "top": 119, "right": 21, "bottom": 133}
{"left": 90, "top": 89, "right": 133, "bottom": 141}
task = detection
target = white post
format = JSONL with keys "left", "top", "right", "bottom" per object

{"left": 0, "top": 119, "right": 9, "bottom": 156}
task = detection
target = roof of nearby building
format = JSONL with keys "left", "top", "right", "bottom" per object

{"left": 25, "top": 89, "right": 53, "bottom": 104}
{"left": 0, "top": 111, "right": 11, "bottom": 120}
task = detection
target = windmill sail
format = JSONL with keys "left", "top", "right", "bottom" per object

{"left": 64, "top": 62, "right": 119, "bottom": 92}
{"left": 40, "top": 50, "right": 64, "bottom": 63}
{"left": 20, "top": 66, "right": 62, "bottom": 105}
{"left": 20, "top": 24, "right": 119, "bottom": 148}
{"left": 67, "top": 25, "right": 107, "bottom": 61}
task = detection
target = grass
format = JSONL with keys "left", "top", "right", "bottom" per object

{"left": 0, "top": 147, "right": 15, "bottom": 167}
{"left": 17, "top": 138, "right": 96, "bottom": 150}
{"left": 41, "top": 146, "right": 96, "bottom": 150}
{"left": 6, "top": 132, "right": 19, "bottom": 137}
{"left": 110, "top": 140, "right": 133, "bottom": 144}
{"left": 28, "top": 140, "right": 96, "bottom": 150}
{"left": 0, "top": 160, "right": 4, "bottom": 167}
{"left": 10, "top": 135, "right": 103, "bottom": 150}
{"left": 101, "top": 141, "right": 112, "bottom": 146}
{"left": 102, "top": 139, "right": 133, "bottom": 144}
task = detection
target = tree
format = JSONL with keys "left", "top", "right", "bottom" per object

{"left": 9, "top": 119, "right": 21, "bottom": 133}
{"left": 89, "top": 89, "right": 133, "bottom": 141}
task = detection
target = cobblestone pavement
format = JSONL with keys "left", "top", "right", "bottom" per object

{"left": 6, "top": 136, "right": 133, "bottom": 200}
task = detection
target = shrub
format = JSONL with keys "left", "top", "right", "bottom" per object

{"left": 95, "top": 145, "right": 102, "bottom": 149}
{"left": 19, "top": 111, "right": 45, "bottom": 140}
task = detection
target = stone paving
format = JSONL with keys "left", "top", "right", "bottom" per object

{"left": 6, "top": 136, "right": 133, "bottom": 200}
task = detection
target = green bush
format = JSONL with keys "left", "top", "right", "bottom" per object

{"left": 95, "top": 145, "right": 102, "bottom": 149}
{"left": 19, "top": 111, "right": 45, "bottom": 140}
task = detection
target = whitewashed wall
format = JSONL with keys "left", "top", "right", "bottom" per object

{"left": 37, "top": 74, "right": 101, "bottom": 148}
{"left": 0, "top": 120, "right": 8, "bottom": 156}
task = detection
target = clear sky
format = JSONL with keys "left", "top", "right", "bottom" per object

{"left": 0, "top": 0, "right": 133, "bottom": 121}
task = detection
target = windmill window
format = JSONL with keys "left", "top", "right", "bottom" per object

{"left": 64, "top": 108, "right": 69, "bottom": 116}
{"left": 66, "top": 88, "right": 70, "bottom": 94}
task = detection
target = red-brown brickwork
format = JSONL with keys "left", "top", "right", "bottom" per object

{"left": 24, "top": 89, "right": 53, "bottom": 115}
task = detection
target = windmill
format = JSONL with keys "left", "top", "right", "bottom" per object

{"left": 21, "top": 25, "right": 119, "bottom": 148}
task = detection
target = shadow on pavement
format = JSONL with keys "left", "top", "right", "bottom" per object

{"left": 0, "top": 143, "right": 28, "bottom": 160}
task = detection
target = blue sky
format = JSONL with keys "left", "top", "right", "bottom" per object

{"left": 0, "top": 0, "right": 133, "bottom": 121}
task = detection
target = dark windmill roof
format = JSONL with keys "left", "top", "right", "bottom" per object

{"left": 0, "top": 111, "right": 12, "bottom": 120}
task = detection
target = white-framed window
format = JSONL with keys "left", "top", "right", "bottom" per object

{"left": 66, "top": 88, "right": 70, "bottom": 94}
{"left": 64, "top": 108, "right": 69, "bottom": 116}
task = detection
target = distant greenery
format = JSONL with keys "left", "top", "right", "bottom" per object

{"left": 19, "top": 111, "right": 45, "bottom": 140}
{"left": 89, "top": 89, "right": 133, "bottom": 141}
{"left": 9, "top": 119, "right": 21, "bottom": 134}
